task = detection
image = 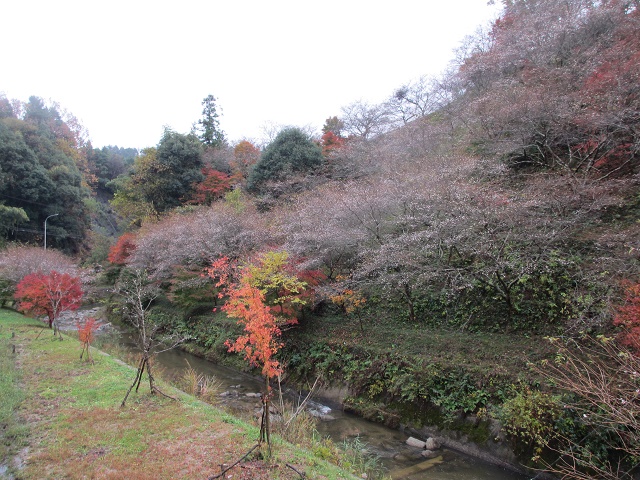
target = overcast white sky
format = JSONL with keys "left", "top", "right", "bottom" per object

{"left": 2, "top": 1, "right": 501, "bottom": 149}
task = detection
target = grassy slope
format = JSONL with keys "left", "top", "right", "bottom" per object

{"left": 190, "top": 308, "right": 554, "bottom": 377}
{"left": 293, "top": 313, "right": 553, "bottom": 371}
{"left": 0, "top": 310, "right": 357, "bottom": 480}
{"left": 0, "top": 311, "right": 27, "bottom": 470}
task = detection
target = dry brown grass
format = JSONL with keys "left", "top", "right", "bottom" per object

{"left": 179, "top": 360, "right": 223, "bottom": 405}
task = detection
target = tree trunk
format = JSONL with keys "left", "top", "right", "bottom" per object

{"left": 147, "top": 357, "right": 156, "bottom": 394}
{"left": 264, "top": 376, "right": 271, "bottom": 447}
{"left": 403, "top": 284, "right": 416, "bottom": 322}
{"left": 52, "top": 319, "right": 62, "bottom": 340}
{"left": 495, "top": 271, "right": 514, "bottom": 324}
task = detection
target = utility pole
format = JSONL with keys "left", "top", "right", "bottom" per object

{"left": 44, "top": 213, "right": 59, "bottom": 250}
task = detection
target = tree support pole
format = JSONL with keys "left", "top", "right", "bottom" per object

{"left": 121, "top": 357, "right": 145, "bottom": 407}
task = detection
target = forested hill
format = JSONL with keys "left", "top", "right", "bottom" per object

{"left": 93, "top": 10, "right": 640, "bottom": 475}
{"left": 99, "top": 0, "right": 639, "bottom": 337}
{"left": 1, "top": 0, "right": 638, "bottom": 335}
{"left": 0, "top": 95, "right": 137, "bottom": 253}
{"left": 1, "top": 1, "right": 639, "bottom": 477}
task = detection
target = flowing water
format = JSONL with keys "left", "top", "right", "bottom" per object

{"left": 58, "top": 309, "right": 529, "bottom": 480}
{"left": 144, "top": 344, "right": 529, "bottom": 480}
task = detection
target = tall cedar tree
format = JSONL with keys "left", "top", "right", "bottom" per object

{"left": 196, "top": 94, "right": 225, "bottom": 148}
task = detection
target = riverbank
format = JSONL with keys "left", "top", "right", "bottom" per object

{"left": 0, "top": 310, "right": 360, "bottom": 479}
{"left": 173, "top": 307, "right": 553, "bottom": 471}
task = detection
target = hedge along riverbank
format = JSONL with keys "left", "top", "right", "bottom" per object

{"left": 0, "top": 310, "right": 359, "bottom": 480}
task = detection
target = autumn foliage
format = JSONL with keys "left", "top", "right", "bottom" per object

{"left": 457, "top": 0, "right": 640, "bottom": 178}
{"left": 241, "top": 251, "right": 310, "bottom": 322}
{"left": 108, "top": 233, "right": 137, "bottom": 265}
{"left": 224, "top": 281, "right": 283, "bottom": 379}
{"left": 330, "top": 282, "right": 367, "bottom": 315}
{"left": 207, "top": 252, "right": 310, "bottom": 378}
{"left": 0, "top": 246, "right": 79, "bottom": 305}
{"left": 231, "top": 140, "right": 260, "bottom": 179}
{"left": 208, "top": 255, "right": 283, "bottom": 378}
{"left": 613, "top": 282, "right": 640, "bottom": 355}
{"left": 189, "top": 167, "right": 237, "bottom": 205}
{"left": 331, "top": 286, "right": 367, "bottom": 329}
{"left": 320, "top": 130, "right": 345, "bottom": 156}
{"left": 77, "top": 317, "right": 100, "bottom": 363}
{"left": 14, "top": 271, "right": 83, "bottom": 328}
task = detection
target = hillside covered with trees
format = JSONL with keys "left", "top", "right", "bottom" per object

{"left": 2, "top": 0, "right": 639, "bottom": 478}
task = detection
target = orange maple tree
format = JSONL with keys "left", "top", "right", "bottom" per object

{"left": 330, "top": 282, "right": 367, "bottom": 334}
{"left": 208, "top": 253, "right": 310, "bottom": 446}
{"left": 224, "top": 282, "right": 283, "bottom": 379}
{"left": 14, "top": 271, "right": 83, "bottom": 333}
{"left": 77, "top": 317, "right": 100, "bottom": 363}
{"left": 231, "top": 140, "right": 260, "bottom": 179}
{"left": 207, "top": 256, "right": 284, "bottom": 379}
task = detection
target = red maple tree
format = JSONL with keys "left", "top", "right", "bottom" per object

{"left": 189, "top": 167, "right": 237, "bottom": 205}
{"left": 320, "top": 130, "right": 345, "bottom": 156}
{"left": 108, "top": 233, "right": 137, "bottom": 265}
{"left": 613, "top": 282, "right": 640, "bottom": 355}
{"left": 14, "top": 271, "right": 83, "bottom": 330}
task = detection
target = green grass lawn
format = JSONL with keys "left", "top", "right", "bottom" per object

{"left": 0, "top": 310, "right": 359, "bottom": 479}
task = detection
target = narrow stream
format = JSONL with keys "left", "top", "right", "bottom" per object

{"left": 139, "top": 343, "right": 528, "bottom": 480}
{"left": 58, "top": 308, "right": 530, "bottom": 480}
